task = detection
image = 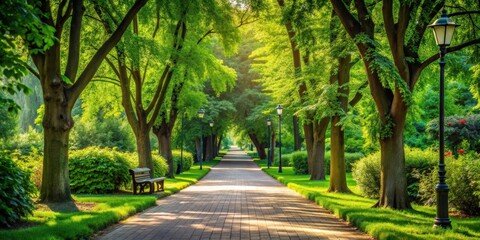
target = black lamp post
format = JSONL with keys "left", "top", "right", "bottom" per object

{"left": 209, "top": 120, "right": 214, "bottom": 160}
{"left": 276, "top": 105, "right": 283, "bottom": 173}
{"left": 428, "top": 8, "right": 459, "bottom": 229}
{"left": 267, "top": 117, "right": 272, "bottom": 169}
{"left": 198, "top": 109, "right": 205, "bottom": 170}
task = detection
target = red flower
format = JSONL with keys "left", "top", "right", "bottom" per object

{"left": 458, "top": 149, "right": 465, "bottom": 154}
{"left": 449, "top": 122, "right": 453, "bottom": 126}
{"left": 459, "top": 119, "right": 467, "bottom": 124}
{"left": 444, "top": 151, "right": 452, "bottom": 157}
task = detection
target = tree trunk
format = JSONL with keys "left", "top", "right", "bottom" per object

{"left": 153, "top": 121, "right": 174, "bottom": 178}
{"left": 195, "top": 139, "right": 201, "bottom": 162}
{"left": 310, "top": 118, "right": 329, "bottom": 180}
{"left": 329, "top": 55, "right": 352, "bottom": 193}
{"left": 135, "top": 121, "right": 154, "bottom": 177}
{"left": 205, "top": 134, "right": 214, "bottom": 161}
{"left": 293, "top": 116, "right": 301, "bottom": 151}
{"left": 216, "top": 134, "right": 222, "bottom": 155}
{"left": 212, "top": 134, "right": 217, "bottom": 158}
{"left": 376, "top": 113, "right": 411, "bottom": 209}
{"left": 303, "top": 122, "right": 314, "bottom": 174}
{"left": 329, "top": 116, "right": 351, "bottom": 192}
{"left": 249, "top": 133, "right": 267, "bottom": 159}
{"left": 40, "top": 126, "right": 72, "bottom": 202}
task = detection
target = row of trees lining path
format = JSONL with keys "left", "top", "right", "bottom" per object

{"left": 3, "top": 0, "right": 479, "bottom": 211}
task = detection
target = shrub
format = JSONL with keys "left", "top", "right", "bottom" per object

{"left": 325, "top": 152, "right": 364, "bottom": 174}
{"left": 418, "top": 156, "right": 480, "bottom": 215}
{"left": 352, "top": 152, "right": 381, "bottom": 198}
{"left": 352, "top": 148, "right": 437, "bottom": 199}
{"left": 426, "top": 114, "right": 480, "bottom": 156}
{"left": 172, "top": 150, "right": 193, "bottom": 172}
{"left": 0, "top": 153, "right": 35, "bottom": 227}
{"left": 152, "top": 154, "right": 169, "bottom": 178}
{"left": 290, "top": 151, "right": 308, "bottom": 174}
{"left": 69, "top": 147, "right": 131, "bottom": 194}
{"left": 273, "top": 153, "right": 292, "bottom": 167}
{"left": 10, "top": 127, "right": 43, "bottom": 155}
{"left": 12, "top": 149, "right": 43, "bottom": 190}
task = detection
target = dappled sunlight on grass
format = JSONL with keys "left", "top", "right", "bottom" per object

{"left": 254, "top": 159, "right": 480, "bottom": 240}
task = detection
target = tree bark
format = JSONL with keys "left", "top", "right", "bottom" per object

{"left": 329, "top": 54, "right": 352, "bottom": 193}
{"left": 135, "top": 120, "right": 154, "bottom": 177}
{"left": 293, "top": 116, "right": 301, "bottom": 151}
{"left": 216, "top": 134, "right": 223, "bottom": 155}
{"left": 153, "top": 121, "right": 174, "bottom": 178}
{"left": 249, "top": 133, "right": 267, "bottom": 159}
{"left": 205, "top": 134, "right": 214, "bottom": 161}
{"left": 376, "top": 111, "right": 411, "bottom": 209}
{"left": 310, "top": 118, "right": 329, "bottom": 180}
{"left": 303, "top": 122, "right": 314, "bottom": 174}
{"left": 195, "top": 138, "right": 201, "bottom": 162}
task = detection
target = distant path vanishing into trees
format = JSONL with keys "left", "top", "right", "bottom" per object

{"left": 96, "top": 146, "right": 371, "bottom": 240}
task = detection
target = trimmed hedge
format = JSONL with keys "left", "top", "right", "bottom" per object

{"left": 290, "top": 151, "right": 308, "bottom": 174}
{"left": 0, "top": 153, "right": 35, "bottom": 227}
{"left": 69, "top": 147, "right": 131, "bottom": 194}
{"left": 172, "top": 150, "right": 194, "bottom": 172}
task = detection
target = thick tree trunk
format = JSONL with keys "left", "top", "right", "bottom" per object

{"left": 376, "top": 113, "right": 411, "bottom": 209}
{"left": 329, "top": 116, "right": 351, "bottom": 192}
{"left": 303, "top": 122, "right": 314, "bottom": 174}
{"left": 249, "top": 133, "right": 267, "bottom": 159}
{"left": 135, "top": 122, "right": 154, "bottom": 177}
{"left": 153, "top": 121, "right": 174, "bottom": 178}
{"left": 310, "top": 118, "right": 329, "bottom": 180}
{"left": 40, "top": 126, "right": 72, "bottom": 202}
{"left": 329, "top": 55, "right": 352, "bottom": 193}
{"left": 195, "top": 139, "right": 201, "bottom": 162}
{"left": 212, "top": 134, "right": 217, "bottom": 158}
{"left": 293, "top": 116, "right": 301, "bottom": 151}
{"left": 205, "top": 135, "right": 214, "bottom": 161}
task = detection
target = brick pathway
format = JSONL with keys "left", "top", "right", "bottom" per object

{"left": 97, "top": 147, "right": 371, "bottom": 240}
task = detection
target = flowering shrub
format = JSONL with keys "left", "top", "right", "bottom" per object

{"left": 426, "top": 114, "right": 480, "bottom": 156}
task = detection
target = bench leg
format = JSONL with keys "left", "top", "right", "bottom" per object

{"left": 133, "top": 184, "right": 137, "bottom": 195}
{"left": 150, "top": 182, "right": 154, "bottom": 194}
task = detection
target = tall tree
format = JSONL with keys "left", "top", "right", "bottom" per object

{"left": 24, "top": 0, "right": 148, "bottom": 203}
{"left": 330, "top": 0, "right": 480, "bottom": 209}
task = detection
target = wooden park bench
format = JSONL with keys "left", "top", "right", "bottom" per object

{"left": 129, "top": 168, "right": 165, "bottom": 194}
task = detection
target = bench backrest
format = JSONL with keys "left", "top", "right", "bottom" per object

{"left": 129, "top": 168, "right": 152, "bottom": 183}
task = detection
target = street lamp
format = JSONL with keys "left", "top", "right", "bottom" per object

{"left": 267, "top": 117, "right": 272, "bottom": 168}
{"left": 198, "top": 109, "right": 205, "bottom": 170}
{"left": 428, "top": 8, "right": 459, "bottom": 229}
{"left": 276, "top": 105, "right": 283, "bottom": 173}
{"left": 209, "top": 120, "right": 214, "bottom": 160}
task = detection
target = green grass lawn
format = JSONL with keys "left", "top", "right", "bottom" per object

{"left": 255, "top": 159, "right": 480, "bottom": 240}
{"left": 1, "top": 160, "right": 220, "bottom": 240}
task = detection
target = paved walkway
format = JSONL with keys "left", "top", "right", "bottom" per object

{"left": 97, "top": 147, "right": 370, "bottom": 240}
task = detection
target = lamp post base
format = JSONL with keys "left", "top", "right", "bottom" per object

{"left": 433, "top": 218, "right": 451, "bottom": 229}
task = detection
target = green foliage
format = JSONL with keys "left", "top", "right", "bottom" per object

{"left": 351, "top": 152, "right": 381, "bottom": 198}
{"left": 324, "top": 152, "right": 364, "bottom": 175}
{"left": 290, "top": 151, "right": 308, "bottom": 175}
{"left": 10, "top": 127, "right": 43, "bottom": 155}
{"left": 426, "top": 114, "right": 480, "bottom": 155}
{"left": 273, "top": 152, "right": 292, "bottom": 167}
{"left": 0, "top": 153, "right": 35, "bottom": 227}
{"left": 0, "top": 0, "right": 54, "bottom": 112}
{"left": 152, "top": 154, "right": 169, "bottom": 178}
{"left": 12, "top": 148, "right": 43, "bottom": 191}
{"left": 69, "top": 147, "right": 131, "bottom": 194}
{"left": 0, "top": 98, "right": 18, "bottom": 145}
{"left": 70, "top": 117, "right": 135, "bottom": 152}
{"left": 418, "top": 155, "right": 480, "bottom": 216}
{"left": 172, "top": 150, "right": 194, "bottom": 172}
{"left": 352, "top": 148, "right": 437, "bottom": 199}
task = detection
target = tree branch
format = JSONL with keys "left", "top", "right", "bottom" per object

{"left": 64, "top": 0, "right": 84, "bottom": 82}
{"left": 69, "top": 0, "right": 148, "bottom": 106}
